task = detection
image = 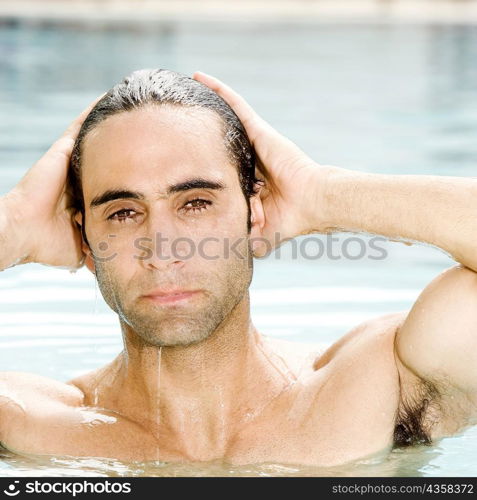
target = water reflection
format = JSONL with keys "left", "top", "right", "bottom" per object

{"left": 0, "top": 443, "right": 446, "bottom": 477}
{"left": 0, "top": 21, "right": 476, "bottom": 476}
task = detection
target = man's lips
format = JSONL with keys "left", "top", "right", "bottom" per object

{"left": 142, "top": 289, "right": 201, "bottom": 304}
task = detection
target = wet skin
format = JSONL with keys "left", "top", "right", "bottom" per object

{"left": 1, "top": 91, "right": 477, "bottom": 467}
{"left": 0, "top": 307, "right": 475, "bottom": 466}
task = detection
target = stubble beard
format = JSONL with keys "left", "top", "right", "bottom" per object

{"left": 93, "top": 241, "right": 254, "bottom": 347}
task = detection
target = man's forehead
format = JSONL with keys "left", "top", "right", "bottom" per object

{"left": 87, "top": 104, "right": 224, "bottom": 143}
{"left": 81, "top": 105, "right": 237, "bottom": 197}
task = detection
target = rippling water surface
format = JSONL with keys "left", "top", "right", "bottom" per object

{"left": 0, "top": 19, "right": 476, "bottom": 476}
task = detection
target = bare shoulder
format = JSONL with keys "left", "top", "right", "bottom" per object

{"left": 312, "top": 310, "right": 408, "bottom": 372}
{"left": 0, "top": 369, "right": 156, "bottom": 460}
{"left": 66, "top": 359, "right": 120, "bottom": 406}
{"left": 0, "top": 371, "right": 85, "bottom": 447}
{"left": 262, "top": 336, "right": 328, "bottom": 378}
{"left": 264, "top": 311, "right": 408, "bottom": 378}
{"left": 0, "top": 371, "right": 84, "bottom": 406}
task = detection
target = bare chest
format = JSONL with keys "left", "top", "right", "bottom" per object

{"left": 223, "top": 360, "right": 402, "bottom": 466}
{"left": 2, "top": 360, "right": 402, "bottom": 467}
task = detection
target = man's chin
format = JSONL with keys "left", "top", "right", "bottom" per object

{"left": 122, "top": 314, "right": 218, "bottom": 348}
{"left": 135, "top": 329, "right": 214, "bottom": 348}
{"left": 119, "top": 289, "right": 240, "bottom": 347}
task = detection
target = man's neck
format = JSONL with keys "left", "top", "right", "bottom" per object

{"left": 101, "top": 294, "right": 297, "bottom": 460}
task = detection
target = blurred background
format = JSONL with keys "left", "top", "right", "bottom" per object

{"left": 0, "top": 0, "right": 476, "bottom": 476}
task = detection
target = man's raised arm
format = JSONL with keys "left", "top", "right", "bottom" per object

{"left": 394, "top": 264, "right": 477, "bottom": 420}
{"left": 0, "top": 97, "right": 102, "bottom": 273}
{"left": 194, "top": 71, "right": 477, "bottom": 271}
{"left": 0, "top": 195, "right": 30, "bottom": 271}
{"left": 321, "top": 170, "right": 477, "bottom": 271}
{"left": 194, "top": 72, "right": 477, "bottom": 413}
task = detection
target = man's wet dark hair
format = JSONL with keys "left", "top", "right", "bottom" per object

{"left": 69, "top": 68, "right": 260, "bottom": 246}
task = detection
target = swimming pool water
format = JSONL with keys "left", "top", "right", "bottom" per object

{"left": 0, "top": 19, "right": 476, "bottom": 476}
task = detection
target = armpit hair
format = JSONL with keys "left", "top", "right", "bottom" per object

{"left": 393, "top": 377, "right": 442, "bottom": 448}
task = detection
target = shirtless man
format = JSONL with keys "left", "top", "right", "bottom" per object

{"left": 0, "top": 68, "right": 476, "bottom": 467}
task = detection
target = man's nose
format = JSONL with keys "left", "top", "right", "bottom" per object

{"left": 137, "top": 209, "right": 188, "bottom": 271}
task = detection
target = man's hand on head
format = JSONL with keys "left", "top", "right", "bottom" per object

{"left": 1, "top": 95, "right": 104, "bottom": 271}
{"left": 193, "top": 71, "right": 337, "bottom": 258}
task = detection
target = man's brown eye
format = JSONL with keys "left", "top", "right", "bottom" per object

{"left": 183, "top": 199, "right": 212, "bottom": 211}
{"left": 108, "top": 209, "right": 137, "bottom": 221}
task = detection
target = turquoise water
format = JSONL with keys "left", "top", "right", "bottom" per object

{"left": 0, "top": 20, "right": 476, "bottom": 476}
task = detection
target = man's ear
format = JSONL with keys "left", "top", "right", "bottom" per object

{"left": 249, "top": 194, "right": 267, "bottom": 256}
{"left": 74, "top": 211, "right": 96, "bottom": 275}
{"left": 250, "top": 195, "right": 265, "bottom": 236}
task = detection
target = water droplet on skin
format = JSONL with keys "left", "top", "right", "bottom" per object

{"left": 80, "top": 410, "right": 117, "bottom": 426}
{"left": 156, "top": 347, "right": 162, "bottom": 461}
{"left": 93, "top": 387, "right": 99, "bottom": 406}
{"left": 0, "top": 395, "right": 27, "bottom": 413}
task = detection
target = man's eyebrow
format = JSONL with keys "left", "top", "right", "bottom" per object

{"left": 90, "top": 190, "right": 144, "bottom": 209}
{"left": 89, "top": 179, "right": 226, "bottom": 209}
{"left": 167, "top": 178, "right": 226, "bottom": 194}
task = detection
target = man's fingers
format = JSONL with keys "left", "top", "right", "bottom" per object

{"left": 193, "top": 71, "right": 260, "bottom": 133}
{"left": 61, "top": 93, "right": 106, "bottom": 141}
{"left": 41, "top": 137, "right": 75, "bottom": 168}
{"left": 51, "top": 93, "right": 106, "bottom": 163}
{"left": 26, "top": 94, "right": 106, "bottom": 188}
